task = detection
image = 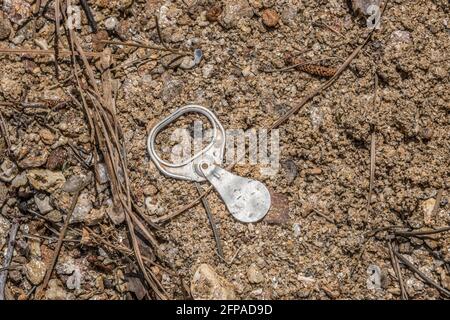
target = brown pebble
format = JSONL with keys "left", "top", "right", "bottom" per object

{"left": 308, "top": 168, "right": 322, "bottom": 175}
{"left": 264, "top": 190, "right": 290, "bottom": 224}
{"left": 322, "top": 285, "right": 340, "bottom": 299}
{"left": 421, "top": 127, "right": 433, "bottom": 140}
{"left": 24, "top": 60, "right": 39, "bottom": 74}
{"left": 206, "top": 5, "right": 222, "bottom": 22}
{"left": 92, "top": 30, "right": 109, "bottom": 51}
{"left": 46, "top": 147, "right": 67, "bottom": 171}
{"left": 116, "top": 20, "right": 131, "bottom": 41}
{"left": 262, "top": 9, "right": 279, "bottom": 28}
{"left": 143, "top": 184, "right": 158, "bottom": 196}
{"left": 301, "top": 202, "right": 314, "bottom": 218}
{"left": 39, "top": 128, "right": 56, "bottom": 145}
{"left": 0, "top": 13, "right": 12, "bottom": 40}
{"left": 17, "top": 293, "right": 28, "bottom": 301}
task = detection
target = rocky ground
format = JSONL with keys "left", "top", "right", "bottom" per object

{"left": 0, "top": 0, "right": 449, "bottom": 300}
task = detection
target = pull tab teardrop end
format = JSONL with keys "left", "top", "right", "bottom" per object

{"left": 199, "top": 162, "right": 271, "bottom": 223}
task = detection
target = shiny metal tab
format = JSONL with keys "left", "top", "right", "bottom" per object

{"left": 147, "top": 105, "right": 271, "bottom": 223}
{"left": 198, "top": 162, "right": 271, "bottom": 223}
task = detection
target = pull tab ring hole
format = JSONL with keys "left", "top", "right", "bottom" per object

{"left": 153, "top": 112, "right": 214, "bottom": 166}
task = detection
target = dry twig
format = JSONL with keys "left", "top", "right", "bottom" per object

{"left": 313, "top": 209, "right": 336, "bottom": 224}
{"left": 394, "top": 226, "right": 450, "bottom": 237}
{"left": 432, "top": 189, "right": 444, "bottom": 216}
{"left": 96, "top": 40, "right": 188, "bottom": 56}
{"left": 42, "top": 190, "right": 81, "bottom": 289}
{"left": 80, "top": 0, "right": 98, "bottom": 33}
{"left": 54, "top": 0, "right": 61, "bottom": 79}
{"left": 0, "top": 111, "right": 12, "bottom": 156}
{"left": 0, "top": 48, "right": 107, "bottom": 58}
{"left": 195, "top": 182, "right": 224, "bottom": 259}
{"left": 368, "top": 73, "right": 378, "bottom": 207}
{"left": 394, "top": 250, "right": 450, "bottom": 297}
{"left": 388, "top": 241, "right": 408, "bottom": 300}
{"left": 0, "top": 221, "right": 19, "bottom": 300}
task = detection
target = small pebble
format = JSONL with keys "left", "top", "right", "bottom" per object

{"left": 221, "top": 0, "right": 254, "bottom": 29}
{"left": 247, "top": 264, "right": 264, "bottom": 284}
{"left": 191, "top": 264, "right": 236, "bottom": 300}
{"left": 206, "top": 5, "right": 222, "bottom": 22}
{"left": 263, "top": 191, "right": 290, "bottom": 224}
{"left": 307, "top": 168, "right": 322, "bottom": 175}
{"left": 0, "top": 13, "right": 12, "bottom": 40}
{"left": 26, "top": 259, "right": 47, "bottom": 285}
{"left": 46, "top": 210, "right": 62, "bottom": 223}
{"left": 70, "top": 192, "right": 93, "bottom": 224}
{"left": 0, "top": 215, "right": 11, "bottom": 248}
{"left": 27, "top": 169, "right": 66, "bottom": 193}
{"left": 262, "top": 8, "right": 279, "bottom": 27}
{"left": 11, "top": 172, "right": 28, "bottom": 188}
{"left": 143, "top": 184, "right": 158, "bottom": 196}
{"left": 12, "top": 34, "right": 25, "bottom": 45}
{"left": 96, "top": 163, "right": 109, "bottom": 184}
{"left": 18, "top": 150, "right": 49, "bottom": 169}
{"left": 420, "top": 127, "right": 433, "bottom": 140}
{"left": 45, "top": 279, "right": 71, "bottom": 300}
{"left": 106, "top": 203, "right": 125, "bottom": 225}
{"left": 282, "top": 160, "right": 298, "bottom": 183}
{"left": 39, "top": 128, "right": 56, "bottom": 145}
{"left": 3, "top": 0, "right": 32, "bottom": 26}
{"left": 104, "top": 17, "right": 118, "bottom": 31}
{"left": 46, "top": 148, "right": 67, "bottom": 171}
{"left": 0, "top": 159, "right": 18, "bottom": 182}
{"left": 202, "top": 64, "right": 214, "bottom": 78}
{"left": 63, "top": 173, "right": 92, "bottom": 194}
{"left": 422, "top": 198, "right": 436, "bottom": 226}
{"left": 34, "top": 194, "right": 53, "bottom": 214}
{"left": 293, "top": 223, "right": 301, "bottom": 237}
{"left": 350, "top": 0, "right": 381, "bottom": 17}
{"left": 0, "top": 182, "right": 8, "bottom": 208}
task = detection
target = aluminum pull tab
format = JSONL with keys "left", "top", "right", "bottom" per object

{"left": 147, "top": 105, "right": 271, "bottom": 224}
{"left": 198, "top": 161, "right": 271, "bottom": 223}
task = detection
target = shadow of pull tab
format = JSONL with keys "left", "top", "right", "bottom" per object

{"left": 198, "top": 162, "right": 271, "bottom": 223}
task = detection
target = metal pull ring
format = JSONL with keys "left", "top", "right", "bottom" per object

{"left": 147, "top": 105, "right": 225, "bottom": 182}
{"left": 147, "top": 105, "right": 271, "bottom": 223}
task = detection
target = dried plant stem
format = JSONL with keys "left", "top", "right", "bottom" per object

{"left": 388, "top": 241, "right": 408, "bottom": 300}
{"left": 96, "top": 40, "right": 188, "bottom": 56}
{"left": 79, "top": 0, "right": 98, "bottom": 33}
{"left": 61, "top": 4, "right": 166, "bottom": 295}
{"left": 368, "top": 73, "right": 378, "bottom": 207}
{"left": 0, "top": 221, "right": 19, "bottom": 300}
{"left": 54, "top": 0, "right": 60, "bottom": 79}
{"left": 42, "top": 190, "right": 81, "bottom": 289}
{"left": 261, "top": 58, "right": 337, "bottom": 73}
{"left": 431, "top": 189, "right": 443, "bottom": 216}
{"left": 195, "top": 182, "right": 224, "bottom": 259}
{"left": 394, "top": 226, "right": 450, "bottom": 237}
{"left": 313, "top": 209, "right": 336, "bottom": 224}
{"left": 394, "top": 250, "right": 450, "bottom": 297}
{"left": 0, "top": 111, "right": 11, "bottom": 156}
{"left": 0, "top": 48, "right": 107, "bottom": 58}
{"left": 152, "top": 186, "right": 213, "bottom": 224}
{"left": 154, "top": 15, "right": 167, "bottom": 49}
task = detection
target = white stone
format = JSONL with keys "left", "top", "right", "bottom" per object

{"left": 191, "top": 264, "right": 236, "bottom": 300}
